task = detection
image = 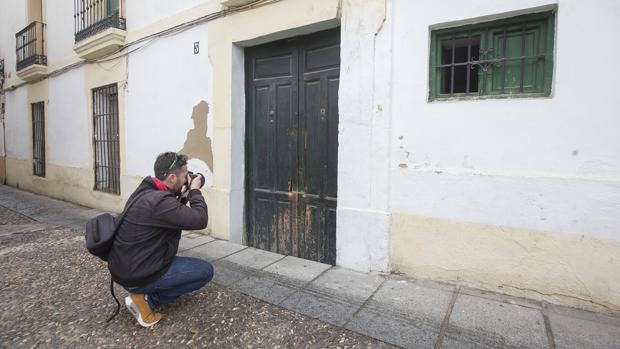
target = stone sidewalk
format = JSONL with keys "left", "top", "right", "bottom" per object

{"left": 1, "top": 184, "right": 619, "bottom": 349}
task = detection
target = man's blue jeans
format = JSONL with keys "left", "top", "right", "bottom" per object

{"left": 125, "top": 256, "right": 214, "bottom": 309}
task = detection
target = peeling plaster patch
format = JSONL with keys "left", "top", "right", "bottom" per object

{"left": 178, "top": 101, "right": 214, "bottom": 174}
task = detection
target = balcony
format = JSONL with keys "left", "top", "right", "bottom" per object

{"left": 15, "top": 21, "right": 47, "bottom": 82}
{"left": 73, "top": 0, "right": 126, "bottom": 60}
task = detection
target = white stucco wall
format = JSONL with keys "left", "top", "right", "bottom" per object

{"left": 337, "top": 0, "right": 392, "bottom": 272}
{"left": 0, "top": 1, "right": 27, "bottom": 81}
{"left": 44, "top": 0, "right": 76, "bottom": 66}
{"left": 125, "top": 23, "right": 213, "bottom": 178}
{"left": 47, "top": 67, "right": 89, "bottom": 167}
{"left": 389, "top": 0, "right": 620, "bottom": 240}
{"left": 4, "top": 88, "right": 28, "bottom": 159}
{"left": 126, "top": 0, "right": 214, "bottom": 32}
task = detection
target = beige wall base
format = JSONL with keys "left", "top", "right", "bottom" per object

{"left": 391, "top": 213, "right": 620, "bottom": 315}
{"left": 5, "top": 157, "right": 137, "bottom": 212}
{"left": 0, "top": 156, "right": 6, "bottom": 183}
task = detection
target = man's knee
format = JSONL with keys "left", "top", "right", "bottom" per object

{"left": 199, "top": 259, "right": 214, "bottom": 285}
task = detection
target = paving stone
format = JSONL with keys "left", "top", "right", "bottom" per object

{"left": 178, "top": 234, "right": 214, "bottom": 251}
{"left": 179, "top": 239, "right": 246, "bottom": 261}
{"left": 368, "top": 277, "right": 454, "bottom": 326}
{"left": 232, "top": 274, "right": 297, "bottom": 305}
{"left": 211, "top": 260, "right": 252, "bottom": 287}
{"left": 263, "top": 255, "right": 331, "bottom": 283}
{"left": 346, "top": 307, "right": 439, "bottom": 349}
{"left": 222, "top": 247, "right": 285, "bottom": 270}
{"left": 547, "top": 304, "right": 620, "bottom": 349}
{"left": 280, "top": 290, "right": 360, "bottom": 327}
{"left": 440, "top": 336, "right": 490, "bottom": 349}
{"left": 445, "top": 293, "right": 548, "bottom": 349}
{"left": 308, "top": 267, "right": 384, "bottom": 304}
{"left": 459, "top": 286, "right": 541, "bottom": 310}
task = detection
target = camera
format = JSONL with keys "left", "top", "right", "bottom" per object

{"left": 187, "top": 171, "right": 205, "bottom": 189}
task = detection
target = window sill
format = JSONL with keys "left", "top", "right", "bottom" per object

{"left": 429, "top": 92, "right": 551, "bottom": 102}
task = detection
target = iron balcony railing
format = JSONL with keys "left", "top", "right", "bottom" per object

{"left": 74, "top": 0, "right": 126, "bottom": 43}
{"left": 15, "top": 21, "right": 47, "bottom": 71}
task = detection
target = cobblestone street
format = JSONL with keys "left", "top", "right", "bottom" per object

{"left": 0, "top": 204, "right": 395, "bottom": 348}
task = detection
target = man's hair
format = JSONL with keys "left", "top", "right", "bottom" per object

{"left": 154, "top": 152, "right": 188, "bottom": 180}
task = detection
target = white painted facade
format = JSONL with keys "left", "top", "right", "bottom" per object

{"left": 124, "top": 23, "right": 213, "bottom": 181}
{"left": 47, "top": 66, "right": 89, "bottom": 167}
{"left": 1, "top": 0, "right": 619, "bottom": 312}
{"left": 389, "top": 0, "right": 620, "bottom": 241}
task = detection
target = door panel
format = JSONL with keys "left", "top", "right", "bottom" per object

{"left": 246, "top": 28, "right": 340, "bottom": 265}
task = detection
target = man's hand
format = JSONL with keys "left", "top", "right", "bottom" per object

{"left": 189, "top": 174, "right": 204, "bottom": 190}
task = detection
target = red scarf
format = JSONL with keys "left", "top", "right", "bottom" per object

{"left": 151, "top": 177, "right": 169, "bottom": 191}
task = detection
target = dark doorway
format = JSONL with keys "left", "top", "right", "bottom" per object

{"left": 245, "top": 28, "right": 340, "bottom": 265}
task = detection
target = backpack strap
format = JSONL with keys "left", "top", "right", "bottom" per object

{"left": 113, "top": 189, "right": 150, "bottom": 231}
{"left": 106, "top": 278, "right": 121, "bottom": 322}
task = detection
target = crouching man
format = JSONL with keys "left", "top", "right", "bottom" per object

{"left": 107, "top": 152, "right": 213, "bottom": 327}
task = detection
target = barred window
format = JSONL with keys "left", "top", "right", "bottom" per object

{"left": 429, "top": 11, "right": 555, "bottom": 100}
{"left": 92, "top": 84, "right": 120, "bottom": 195}
{"left": 32, "top": 102, "right": 45, "bottom": 177}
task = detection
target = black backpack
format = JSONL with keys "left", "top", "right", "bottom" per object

{"left": 84, "top": 191, "right": 147, "bottom": 321}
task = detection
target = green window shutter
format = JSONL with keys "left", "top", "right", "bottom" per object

{"left": 429, "top": 11, "right": 555, "bottom": 100}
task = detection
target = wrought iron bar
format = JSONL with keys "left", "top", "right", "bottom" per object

{"left": 32, "top": 102, "right": 46, "bottom": 177}
{"left": 15, "top": 21, "right": 47, "bottom": 71}
{"left": 74, "top": 0, "right": 126, "bottom": 43}
{"left": 93, "top": 84, "right": 120, "bottom": 194}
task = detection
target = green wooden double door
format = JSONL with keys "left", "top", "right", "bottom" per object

{"left": 245, "top": 28, "right": 340, "bottom": 265}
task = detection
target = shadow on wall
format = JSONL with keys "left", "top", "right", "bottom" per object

{"left": 178, "top": 101, "right": 214, "bottom": 183}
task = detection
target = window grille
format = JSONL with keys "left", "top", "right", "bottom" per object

{"left": 32, "top": 102, "right": 45, "bottom": 177}
{"left": 93, "top": 84, "right": 120, "bottom": 194}
{"left": 429, "top": 11, "right": 555, "bottom": 100}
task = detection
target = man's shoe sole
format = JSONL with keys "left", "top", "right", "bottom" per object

{"left": 124, "top": 296, "right": 160, "bottom": 328}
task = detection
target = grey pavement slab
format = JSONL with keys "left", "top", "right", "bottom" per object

{"left": 178, "top": 234, "right": 214, "bottom": 251}
{"left": 222, "top": 247, "right": 285, "bottom": 270}
{"left": 547, "top": 304, "right": 620, "bottom": 349}
{"left": 459, "top": 286, "right": 541, "bottom": 310}
{"left": 346, "top": 307, "right": 439, "bottom": 349}
{"left": 211, "top": 260, "right": 252, "bottom": 286}
{"left": 232, "top": 274, "right": 297, "bottom": 305}
{"left": 263, "top": 255, "right": 331, "bottom": 283}
{"left": 445, "top": 293, "right": 548, "bottom": 349}
{"left": 308, "top": 267, "right": 385, "bottom": 304}
{"left": 0, "top": 186, "right": 105, "bottom": 231}
{"left": 178, "top": 239, "right": 247, "bottom": 261}
{"left": 368, "top": 277, "right": 454, "bottom": 326}
{"left": 280, "top": 290, "right": 360, "bottom": 327}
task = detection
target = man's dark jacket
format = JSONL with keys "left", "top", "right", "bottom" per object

{"left": 108, "top": 176, "right": 208, "bottom": 287}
